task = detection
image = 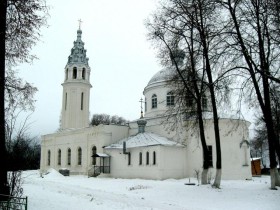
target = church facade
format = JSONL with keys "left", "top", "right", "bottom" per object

{"left": 40, "top": 29, "right": 252, "bottom": 180}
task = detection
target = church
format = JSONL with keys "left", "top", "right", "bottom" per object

{"left": 40, "top": 28, "right": 252, "bottom": 180}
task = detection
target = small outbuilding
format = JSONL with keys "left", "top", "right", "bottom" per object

{"left": 251, "top": 157, "right": 261, "bottom": 176}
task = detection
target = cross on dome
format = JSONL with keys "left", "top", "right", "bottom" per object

{"left": 78, "top": 19, "right": 82, "bottom": 30}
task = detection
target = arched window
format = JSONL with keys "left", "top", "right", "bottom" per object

{"left": 152, "top": 94, "right": 157, "bottom": 109}
{"left": 207, "top": 145, "right": 213, "bottom": 167}
{"left": 144, "top": 98, "right": 147, "bottom": 112}
{"left": 78, "top": 147, "right": 82, "bottom": 165}
{"left": 67, "top": 148, "right": 71, "bottom": 165}
{"left": 186, "top": 93, "right": 193, "bottom": 107}
{"left": 153, "top": 151, "right": 156, "bottom": 165}
{"left": 92, "top": 146, "right": 97, "bottom": 165}
{"left": 146, "top": 152, "right": 149, "bottom": 165}
{"left": 73, "top": 67, "right": 77, "bottom": 79}
{"left": 65, "top": 93, "right": 67, "bottom": 110}
{"left": 66, "top": 69, "right": 69, "bottom": 80}
{"left": 139, "top": 152, "right": 142, "bottom": 165}
{"left": 166, "top": 92, "right": 174, "bottom": 106}
{"left": 47, "top": 150, "right": 51, "bottom": 166}
{"left": 128, "top": 152, "right": 131, "bottom": 165}
{"left": 81, "top": 92, "right": 84, "bottom": 110}
{"left": 58, "top": 149, "right": 61, "bottom": 165}
{"left": 202, "top": 95, "right": 207, "bottom": 110}
{"left": 82, "top": 68, "right": 86, "bottom": 80}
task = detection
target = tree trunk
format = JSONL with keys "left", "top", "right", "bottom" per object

{"left": 201, "top": 168, "right": 209, "bottom": 185}
{"left": 0, "top": 0, "right": 8, "bottom": 198}
{"left": 212, "top": 168, "right": 222, "bottom": 188}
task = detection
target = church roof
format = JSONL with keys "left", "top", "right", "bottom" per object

{"left": 66, "top": 29, "right": 89, "bottom": 66}
{"left": 105, "top": 132, "right": 183, "bottom": 149}
{"left": 147, "top": 68, "right": 176, "bottom": 86}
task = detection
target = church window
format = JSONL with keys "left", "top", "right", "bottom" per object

{"left": 153, "top": 151, "right": 156, "bottom": 165}
{"left": 186, "top": 93, "right": 193, "bottom": 107}
{"left": 144, "top": 98, "right": 147, "bottom": 112}
{"left": 82, "top": 68, "right": 86, "bottom": 80}
{"left": 81, "top": 92, "right": 84, "bottom": 110}
{"left": 139, "top": 152, "right": 142, "bottom": 165}
{"left": 47, "top": 150, "right": 51, "bottom": 166}
{"left": 128, "top": 152, "right": 131, "bottom": 165}
{"left": 92, "top": 146, "right": 97, "bottom": 165}
{"left": 73, "top": 67, "right": 77, "bottom": 79}
{"left": 202, "top": 95, "right": 207, "bottom": 110}
{"left": 66, "top": 69, "right": 69, "bottom": 80}
{"left": 166, "top": 92, "right": 174, "bottom": 106}
{"left": 67, "top": 148, "right": 71, "bottom": 165}
{"left": 146, "top": 152, "right": 149, "bottom": 165}
{"left": 65, "top": 93, "right": 67, "bottom": 110}
{"left": 207, "top": 145, "right": 213, "bottom": 167}
{"left": 58, "top": 149, "right": 61, "bottom": 165}
{"left": 152, "top": 94, "right": 157, "bottom": 109}
{"left": 78, "top": 147, "right": 82, "bottom": 165}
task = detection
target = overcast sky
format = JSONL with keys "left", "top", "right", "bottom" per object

{"left": 17, "top": 0, "right": 161, "bottom": 137}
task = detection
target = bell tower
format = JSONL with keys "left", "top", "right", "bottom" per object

{"left": 61, "top": 27, "right": 92, "bottom": 129}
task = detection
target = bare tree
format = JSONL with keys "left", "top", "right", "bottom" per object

{"left": 0, "top": 0, "right": 48, "bottom": 197}
{"left": 218, "top": 0, "right": 280, "bottom": 189}
{"left": 147, "top": 0, "right": 224, "bottom": 188}
{"left": 90, "top": 114, "right": 128, "bottom": 126}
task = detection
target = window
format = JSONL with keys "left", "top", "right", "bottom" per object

{"left": 81, "top": 92, "right": 84, "bottom": 110}
{"left": 78, "top": 147, "right": 82, "bottom": 165}
{"left": 128, "top": 152, "right": 131, "bottom": 165}
{"left": 65, "top": 93, "right": 67, "bottom": 110}
{"left": 66, "top": 69, "right": 68, "bottom": 80}
{"left": 144, "top": 98, "right": 147, "bottom": 112}
{"left": 153, "top": 151, "right": 156, "bottom": 165}
{"left": 67, "top": 148, "right": 71, "bottom": 165}
{"left": 207, "top": 145, "right": 213, "bottom": 167}
{"left": 58, "top": 149, "right": 61, "bottom": 165}
{"left": 202, "top": 95, "right": 207, "bottom": 109}
{"left": 139, "top": 152, "right": 142, "bottom": 165}
{"left": 146, "top": 152, "right": 149, "bottom": 165}
{"left": 166, "top": 92, "right": 174, "bottom": 106}
{"left": 47, "top": 150, "right": 51, "bottom": 166}
{"left": 92, "top": 146, "right": 97, "bottom": 165}
{"left": 152, "top": 94, "right": 157, "bottom": 109}
{"left": 82, "top": 68, "right": 86, "bottom": 80}
{"left": 73, "top": 67, "right": 77, "bottom": 79}
{"left": 186, "top": 93, "right": 193, "bottom": 107}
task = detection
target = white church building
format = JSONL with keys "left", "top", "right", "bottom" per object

{"left": 40, "top": 28, "right": 252, "bottom": 180}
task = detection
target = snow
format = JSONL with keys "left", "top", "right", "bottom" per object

{"left": 105, "top": 132, "right": 183, "bottom": 149}
{"left": 21, "top": 169, "right": 280, "bottom": 210}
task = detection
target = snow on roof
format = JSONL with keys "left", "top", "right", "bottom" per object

{"left": 147, "top": 68, "right": 175, "bottom": 86}
{"left": 105, "top": 132, "right": 183, "bottom": 149}
{"left": 94, "top": 153, "right": 110, "bottom": 157}
{"left": 251, "top": 157, "right": 261, "bottom": 161}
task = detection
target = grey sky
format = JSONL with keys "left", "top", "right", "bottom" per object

{"left": 18, "top": 0, "right": 161, "bottom": 136}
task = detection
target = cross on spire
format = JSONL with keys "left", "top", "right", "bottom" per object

{"left": 139, "top": 98, "right": 144, "bottom": 118}
{"left": 78, "top": 19, "right": 82, "bottom": 30}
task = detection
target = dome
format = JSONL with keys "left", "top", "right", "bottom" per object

{"left": 147, "top": 68, "right": 175, "bottom": 86}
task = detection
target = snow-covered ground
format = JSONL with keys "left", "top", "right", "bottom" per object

{"left": 22, "top": 169, "right": 279, "bottom": 210}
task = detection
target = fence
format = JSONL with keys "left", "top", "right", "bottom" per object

{"left": 0, "top": 194, "right": 28, "bottom": 210}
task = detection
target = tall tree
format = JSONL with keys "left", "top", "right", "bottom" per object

{"left": 147, "top": 0, "right": 225, "bottom": 187}
{"left": 219, "top": 0, "right": 280, "bottom": 189}
{"left": 0, "top": 0, "right": 48, "bottom": 197}
{"left": 0, "top": 0, "right": 8, "bottom": 198}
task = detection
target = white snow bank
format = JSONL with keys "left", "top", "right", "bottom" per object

{"left": 21, "top": 171, "right": 280, "bottom": 210}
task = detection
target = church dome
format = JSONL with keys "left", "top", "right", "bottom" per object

{"left": 147, "top": 68, "right": 175, "bottom": 86}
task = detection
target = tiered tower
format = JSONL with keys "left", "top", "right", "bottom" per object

{"left": 61, "top": 28, "right": 92, "bottom": 129}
